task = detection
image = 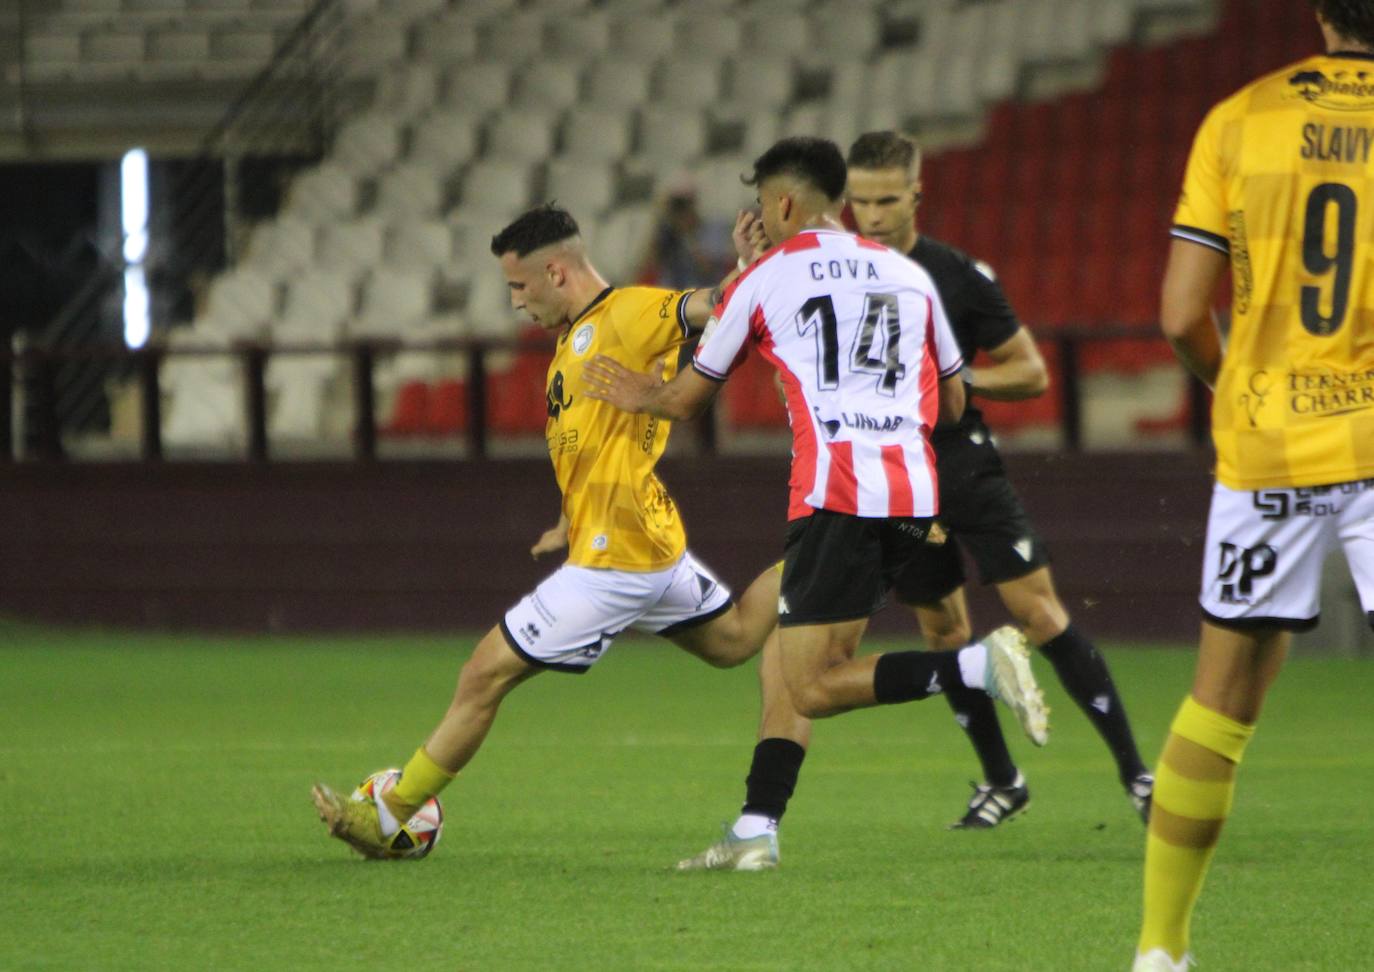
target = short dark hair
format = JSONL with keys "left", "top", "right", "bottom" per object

{"left": 1312, "top": 0, "right": 1374, "bottom": 47}
{"left": 745, "top": 137, "right": 847, "bottom": 201}
{"left": 490, "top": 204, "right": 581, "bottom": 258}
{"left": 847, "top": 131, "right": 922, "bottom": 174}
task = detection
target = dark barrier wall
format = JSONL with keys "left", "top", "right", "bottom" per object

{"left": 0, "top": 452, "right": 1213, "bottom": 642}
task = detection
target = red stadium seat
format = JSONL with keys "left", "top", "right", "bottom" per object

{"left": 384, "top": 381, "right": 430, "bottom": 437}
{"left": 722, "top": 351, "right": 787, "bottom": 430}
{"left": 427, "top": 378, "right": 468, "bottom": 434}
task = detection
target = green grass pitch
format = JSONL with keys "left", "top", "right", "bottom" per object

{"left": 2, "top": 620, "right": 1371, "bottom": 971}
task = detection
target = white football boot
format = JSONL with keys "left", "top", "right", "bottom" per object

{"left": 981, "top": 625, "right": 1051, "bottom": 746}
{"left": 1131, "top": 948, "right": 1195, "bottom": 971}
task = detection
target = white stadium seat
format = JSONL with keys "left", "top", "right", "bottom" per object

{"left": 692, "top": 155, "right": 754, "bottom": 223}
{"left": 678, "top": 17, "right": 742, "bottom": 59}
{"left": 374, "top": 161, "right": 448, "bottom": 217}
{"left": 585, "top": 58, "right": 653, "bottom": 109}
{"left": 740, "top": 15, "right": 809, "bottom": 58}
{"left": 562, "top": 106, "right": 634, "bottom": 163}
{"left": 607, "top": 13, "right": 676, "bottom": 60}
{"left": 442, "top": 61, "right": 512, "bottom": 114}
{"left": 810, "top": 8, "right": 881, "bottom": 60}
{"left": 544, "top": 11, "right": 610, "bottom": 58}
{"left": 317, "top": 217, "right": 387, "bottom": 275}
{"left": 84, "top": 32, "right": 145, "bottom": 63}
{"left": 387, "top": 219, "right": 453, "bottom": 268}
{"left": 337, "top": 17, "right": 409, "bottom": 77}
{"left": 457, "top": 160, "right": 533, "bottom": 219}
{"left": 285, "top": 164, "right": 359, "bottom": 219}
{"left": 463, "top": 272, "right": 522, "bottom": 339}
{"left": 242, "top": 217, "right": 317, "bottom": 278}
{"left": 544, "top": 159, "right": 616, "bottom": 217}
{"left": 276, "top": 270, "right": 356, "bottom": 339}
{"left": 653, "top": 59, "right": 724, "bottom": 110}
{"left": 726, "top": 55, "right": 795, "bottom": 109}
{"left": 203, "top": 269, "right": 277, "bottom": 338}
{"left": 512, "top": 60, "right": 584, "bottom": 111}
{"left": 413, "top": 13, "right": 479, "bottom": 64}
{"left": 588, "top": 203, "right": 654, "bottom": 285}
{"left": 371, "top": 64, "right": 440, "bottom": 120}
{"left": 266, "top": 355, "right": 338, "bottom": 441}
{"left": 476, "top": 12, "right": 546, "bottom": 62}
{"left": 210, "top": 29, "right": 275, "bottom": 60}
{"left": 331, "top": 113, "right": 403, "bottom": 174}
{"left": 485, "top": 111, "right": 560, "bottom": 163}
{"left": 408, "top": 111, "right": 481, "bottom": 167}
{"left": 352, "top": 268, "right": 434, "bottom": 337}
{"left": 635, "top": 107, "right": 708, "bottom": 167}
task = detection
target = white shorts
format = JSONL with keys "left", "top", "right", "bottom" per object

{"left": 500, "top": 550, "right": 733, "bottom": 673}
{"left": 1200, "top": 479, "right": 1374, "bottom": 631}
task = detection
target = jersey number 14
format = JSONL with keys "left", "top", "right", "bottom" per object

{"left": 796, "top": 293, "right": 908, "bottom": 396}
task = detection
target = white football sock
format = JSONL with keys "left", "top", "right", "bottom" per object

{"left": 730, "top": 813, "right": 777, "bottom": 840}
{"left": 957, "top": 642, "right": 989, "bottom": 693}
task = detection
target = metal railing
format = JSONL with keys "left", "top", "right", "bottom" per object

{"left": 0, "top": 329, "right": 1210, "bottom": 464}
{"left": 30, "top": 0, "right": 351, "bottom": 438}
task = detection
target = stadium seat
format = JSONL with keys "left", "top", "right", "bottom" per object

{"left": 561, "top": 106, "right": 634, "bottom": 163}
{"left": 485, "top": 111, "right": 560, "bottom": 164}
{"left": 511, "top": 60, "right": 585, "bottom": 111}
{"left": 722, "top": 350, "right": 788, "bottom": 431}
{"left": 202, "top": 269, "right": 277, "bottom": 338}
{"left": 692, "top": 155, "right": 754, "bottom": 224}
{"left": 265, "top": 354, "right": 337, "bottom": 441}
{"left": 589, "top": 204, "right": 654, "bottom": 285}
{"left": 146, "top": 29, "right": 211, "bottom": 63}
{"left": 584, "top": 58, "right": 653, "bottom": 110}
{"left": 441, "top": 61, "right": 512, "bottom": 114}
{"left": 464, "top": 272, "right": 522, "bottom": 338}
{"left": 384, "top": 380, "right": 432, "bottom": 436}
{"left": 810, "top": 8, "right": 881, "bottom": 61}
{"left": 387, "top": 219, "right": 452, "bottom": 269}
{"left": 544, "top": 10, "right": 610, "bottom": 58}
{"left": 317, "top": 217, "right": 387, "bottom": 276}
{"left": 331, "top": 113, "right": 403, "bottom": 175}
{"left": 337, "top": 17, "right": 409, "bottom": 77}
{"left": 285, "top": 164, "right": 359, "bottom": 220}
{"left": 725, "top": 55, "right": 795, "bottom": 110}
{"left": 162, "top": 355, "right": 244, "bottom": 448}
{"left": 374, "top": 161, "right": 448, "bottom": 217}
{"left": 414, "top": 12, "right": 480, "bottom": 64}
{"left": 544, "top": 159, "right": 617, "bottom": 217}
{"left": 426, "top": 378, "right": 469, "bottom": 435}
{"left": 476, "top": 12, "right": 546, "bottom": 62}
{"left": 740, "top": 14, "right": 809, "bottom": 59}
{"left": 276, "top": 270, "right": 356, "bottom": 339}
{"left": 634, "top": 107, "right": 708, "bottom": 168}
{"left": 408, "top": 110, "right": 480, "bottom": 168}
{"left": 352, "top": 268, "right": 434, "bottom": 338}
{"left": 606, "top": 14, "right": 676, "bottom": 61}
{"left": 241, "top": 217, "right": 317, "bottom": 279}
{"left": 457, "top": 160, "right": 533, "bottom": 219}
{"left": 653, "top": 59, "right": 724, "bottom": 110}
{"left": 370, "top": 64, "right": 440, "bottom": 121}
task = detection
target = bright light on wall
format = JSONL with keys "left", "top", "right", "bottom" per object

{"left": 120, "top": 147, "right": 150, "bottom": 348}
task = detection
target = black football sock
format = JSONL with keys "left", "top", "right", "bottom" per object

{"left": 872, "top": 650, "right": 963, "bottom": 703}
{"left": 1038, "top": 625, "right": 1148, "bottom": 782}
{"left": 740, "top": 738, "right": 807, "bottom": 822}
{"left": 942, "top": 681, "right": 1019, "bottom": 788}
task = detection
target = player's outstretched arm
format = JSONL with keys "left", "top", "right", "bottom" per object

{"left": 965, "top": 328, "right": 1049, "bottom": 401}
{"left": 584, "top": 355, "right": 720, "bottom": 420}
{"left": 1161, "top": 238, "right": 1229, "bottom": 388}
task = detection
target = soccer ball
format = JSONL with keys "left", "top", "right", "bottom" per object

{"left": 352, "top": 769, "right": 444, "bottom": 860}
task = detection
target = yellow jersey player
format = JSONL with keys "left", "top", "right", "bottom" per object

{"left": 311, "top": 205, "right": 791, "bottom": 859}
{"left": 1135, "top": 4, "right": 1374, "bottom": 970}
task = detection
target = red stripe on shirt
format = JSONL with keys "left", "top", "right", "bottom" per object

{"left": 823, "top": 440, "right": 858, "bottom": 513}
{"left": 918, "top": 294, "right": 940, "bottom": 433}
{"left": 754, "top": 325, "right": 817, "bottom": 520}
{"left": 881, "top": 445, "right": 915, "bottom": 517}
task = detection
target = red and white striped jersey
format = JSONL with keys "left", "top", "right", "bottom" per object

{"left": 694, "top": 228, "right": 963, "bottom": 520}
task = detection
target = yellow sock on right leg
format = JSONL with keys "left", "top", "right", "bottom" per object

{"left": 384, "top": 746, "right": 456, "bottom": 822}
{"left": 1138, "top": 695, "right": 1255, "bottom": 961}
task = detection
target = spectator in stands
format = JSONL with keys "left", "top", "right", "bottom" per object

{"left": 634, "top": 177, "right": 733, "bottom": 288}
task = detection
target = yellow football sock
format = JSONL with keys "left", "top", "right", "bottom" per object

{"left": 385, "top": 746, "right": 456, "bottom": 820}
{"left": 1139, "top": 695, "right": 1255, "bottom": 960}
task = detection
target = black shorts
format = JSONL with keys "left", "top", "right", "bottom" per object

{"left": 892, "top": 426, "right": 1050, "bottom": 606}
{"left": 780, "top": 508, "right": 937, "bottom": 626}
